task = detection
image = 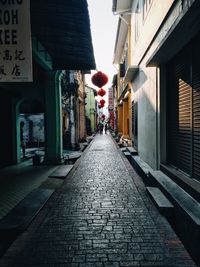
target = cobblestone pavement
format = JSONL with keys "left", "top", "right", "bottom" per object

{"left": 0, "top": 134, "right": 197, "bottom": 267}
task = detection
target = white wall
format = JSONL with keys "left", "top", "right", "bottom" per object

{"left": 131, "top": 63, "right": 158, "bottom": 169}
{"left": 130, "top": 0, "right": 175, "bottom": 169}
{"left": 130, "top": 0, "right": 196, "bottom": 169}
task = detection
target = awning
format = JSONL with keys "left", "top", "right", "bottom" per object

{"left": 123, "top": 66, "right": 139, "bottom": 84}
{"left": 31, "top": 0, "right": 96, "bottom": 70}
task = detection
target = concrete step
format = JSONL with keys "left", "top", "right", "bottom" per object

{"left": 131, "top": 156, "right": 153, "bottom": 184}
{"left": 120, "top": 147, "right": 127, "bottom": 153}
{"left": 80, "top": 142, "right": 88, "bottom": 151}
{"left": 0, "top": 188, "right": 53, "bottom": 233}
{"left": 149, "top": 171, "right": 200, "bottom": 227}
{"left": 146, "top": 186, "right": 174, "bottom": 218}
{"left": 126, "top": 146, "right": 138, "bottom": 155}
{"left": 86, "top": 136, "right": 94, "bottom": 143}
{"left": 0, "top": 188, "right": 54, "bottom": 256}
{"left": 123, "top": 151, "right": 131, "bottom": 163}
{"left": 64, "top": 154, "right": 81, "bottom": 164}
{"left": 149, "top": 170, "right": 200, "bottom": 264}
{"left": 48, "top": 165, "right": 73, "bottom": 179}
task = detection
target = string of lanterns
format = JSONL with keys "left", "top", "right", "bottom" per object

{"left": 91, "top": 71, "right": 108, "bottom": 88}
{"left": 91, "top": 71, "right": 108, "bottom": 109}
{"left": 97, "top": 88, "right": 106, "bottom": 97}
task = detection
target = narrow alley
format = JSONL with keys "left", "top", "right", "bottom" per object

{"left": 0, "top": 134, "right": 196, "bottom": 267}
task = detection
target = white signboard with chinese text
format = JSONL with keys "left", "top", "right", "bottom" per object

{"left": 0, "top": 0, "right": 32, "bottom": 82}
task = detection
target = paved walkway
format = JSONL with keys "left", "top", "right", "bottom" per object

{"left": 0, "top": 148, "right": 83, "bottom": 220}
{"left": 0, "top": 160, "right": 59, "bottom": 220}
{"left": 0, "top": 134, "right": 197, "bottom": 267}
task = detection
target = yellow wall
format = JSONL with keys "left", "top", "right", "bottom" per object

{"left": 122, "top": 99, "right": 128, "bottom": 136}
{"left": 118, "top": 105, "right": 123, "bottom": 134}
{"left": 128, "top": 89, "right": 132, "bottom": 140}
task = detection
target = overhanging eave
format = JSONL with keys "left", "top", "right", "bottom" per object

{"left": 31, "top": 0, "right": 96, "bottom": 71}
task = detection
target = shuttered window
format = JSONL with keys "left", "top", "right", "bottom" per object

{"left": 167, "top": 36, "right": 200, "bottom": 181}
{"left": 192, "top": 40, "right": 200, "bottom": 179}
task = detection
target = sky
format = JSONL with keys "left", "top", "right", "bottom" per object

{"left": 86, "top": 0, "right": 118, "bottom": 91}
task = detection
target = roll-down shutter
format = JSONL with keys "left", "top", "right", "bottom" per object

{"left": 192, "top": 42, "right": 200, "bottom": 179}
{"left": 168, "top": 50, "right": 192, "bottom": 175}
{"left": 167, "top": 37, "right": 200, "bottom": 181}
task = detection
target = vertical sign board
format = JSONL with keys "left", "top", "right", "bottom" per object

{"left": 108, "top": 87, "right": 114, "bottom": 129}
{"left": 0, "top": 0, "right": 32, "bottom": 82}
{"left": 108, "top": 87, "right": 114, "bottom": 110}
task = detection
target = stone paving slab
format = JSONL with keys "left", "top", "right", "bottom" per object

{"left": 0, "top": 134, "right": 197, "bottom": 267}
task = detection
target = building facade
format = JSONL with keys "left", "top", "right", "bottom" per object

{"left": 61, "top": 70, "right": 86, "bottom": 149}
{"left": 113, "top": 0, "right": 200, "bottom": 182}
{"left": 113, "top": 0, "right": 133, "bottom": 145}
{"left": 113, "top": 0, "right": 200, "bottom": 263}
{"left": 85, "top": 85, "right": 98, "bottom": 135}
{"left": 0, "top": 0, "right": 96, "bottom": 166}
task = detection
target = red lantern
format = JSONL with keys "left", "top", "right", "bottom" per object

{"left": 100, "top": 99, "right": 105, "bottom": 105}
{"left": 97, "top": 88, "right": 106, "bottom": 97}
{"left": 91, "top": 71, "right": 108, "bottom": 88}
{"left": 98, "top": 102, "right": 104, "bottom": 108}
{"left": 102, "top": 114, "right": 105, "bottom": 119}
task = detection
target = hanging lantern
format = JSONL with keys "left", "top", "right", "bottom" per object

{"left": 102, "top": 114, "right": 105, "bottom": 119}
{"left": 91, "top": 71, "right": 108, "bottom": 88}
{"left": 97, "top": 88, "right": 106, "bottom": 97}
{"left": 100, "top": 99, "right": 105, "bottom": 105}
{"left": 98, "top": 102, "right": 104, "bottom": 108}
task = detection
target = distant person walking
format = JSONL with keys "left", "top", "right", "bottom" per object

{"left": 98, "top": 122, "right": 104, "bottom": 135}
{"left": 104, "top": 123, "right": 108, "bottom": 134}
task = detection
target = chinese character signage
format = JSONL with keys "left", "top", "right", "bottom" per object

{"left": 108, "top": 87, "right": 115, "bottom": 130}
{"left": 108, "top": 87, "right": 114, "bottom": 111}
{"left": 0, "top": 0, "right": 32, "bottom": 82}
